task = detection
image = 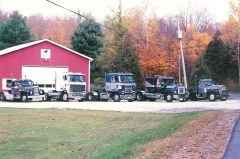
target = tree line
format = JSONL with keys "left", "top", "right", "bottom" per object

{"left": 0, "top": 0, "right": 239, "bottom": 91}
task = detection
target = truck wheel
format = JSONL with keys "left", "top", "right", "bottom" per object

{"left": 165, "top": 93, "right": 173, "bottom": 102}
{"left": 113, "top": 93, "right": 120, "bottom": 102}
{"left": 0, "top": 93, "right": 6, "bottom": 101}
{"left": 88, "top": 92, "right": 95, "bottom": 101}
{"left": 61, "top": 92, "right": 69, "bottom": 102}
{"left": 136, "top": 92, "right": 144, "bottom": 101}
{"left": 128, "top": 99, "right": 133, "bottom": 102}
{"left": 21, "top": 93, "right": 28, "bottom": 102}
{"left": 208, "top": 93, "right": 216, "bottom": 101}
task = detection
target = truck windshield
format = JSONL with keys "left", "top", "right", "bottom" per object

{"left": 69, "top": 75, "right": 85, "bottom": 82}
{"left": 22, "top": 80, "right": 34, "bottom": 87}
{"left": 163, "top": 79, "right": 174, "bottom": 85}
{"left": 119, "top": 75, "right": 135, "bottom": 83}
{"left": 202, "top": 81, "right": 212, "bottom": 86}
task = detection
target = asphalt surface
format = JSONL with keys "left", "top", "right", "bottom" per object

{"left": 223, "top": 114, "right": 240, "bottom": 159}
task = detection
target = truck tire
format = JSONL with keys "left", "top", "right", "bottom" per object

{"left": 208, "top": 93, "right": 216, "bottom": 101}
{"left": 61, "top": 92, "right": 69, "bottom": 102}
{"left": 136, "top": 92, "right": 144, "bottom": 101}
{"left": 128, "top": 99, "right": 133, "bottom": 102}
{"left": 0, "top": 93, "right": 6, "bottom": 101}
{"left": 21, "top": 93, "right": 28, "bottom": 102}
{"left": 165, "top": 93, "right": 173, "bottom": 102}
{"left": 113, "top": 93, "right": 120, "bottom": 102}
{"left": 87, "top": 92, "right": 95, "bottom": 101}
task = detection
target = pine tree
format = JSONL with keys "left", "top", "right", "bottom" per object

{"left": 0, "top": 11, "right": 33, "bottom": 50}
{"left": 71, "top": 18, "right": 104, "bottom": 82}
{"left": 204, "top": 31, "right": 232, "bottom": 84}
{"left": 189, "top": 57, "right": 211, "bottom": 90}
{"left": 110, "top": 37, "right": 145, "bottom": 90}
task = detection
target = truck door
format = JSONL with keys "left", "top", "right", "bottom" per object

{"left": 156, "top": 78, "right": 162, "bottom": 93}
{"left": 197, "top": 81, "right": 206, "bottom": 94}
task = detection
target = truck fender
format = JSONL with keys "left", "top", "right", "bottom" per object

{"left": 0, "top": 92, "right": 9, "bottom": 101}
{"left": 1, "top": 91, "right": 10, "bottom": 96}
{"left": 86, "top": 91, "right": 99, "bottom": 101}
{"left": 136, "top": 90, "right": 146, "bottom": 101}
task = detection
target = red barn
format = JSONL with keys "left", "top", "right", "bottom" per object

{"left": 0, "top": 39, "right": 93, "bottom": 92}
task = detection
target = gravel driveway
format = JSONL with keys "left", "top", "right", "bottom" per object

{"left": 0, "top": 99, "right": 239, "bottom": 113}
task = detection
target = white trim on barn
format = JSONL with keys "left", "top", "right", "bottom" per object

{"left": 0, "top": 39, "right": 94, "bottom": 62}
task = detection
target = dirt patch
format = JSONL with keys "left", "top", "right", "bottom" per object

{"left": 141, "top": 110, "right": 239, "bottom": 159}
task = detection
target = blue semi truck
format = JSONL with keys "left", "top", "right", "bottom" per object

{"left": 86, "top": 73, "right": 136, "bottom": 102}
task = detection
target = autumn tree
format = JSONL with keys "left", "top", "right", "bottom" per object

{"left": 221, "top": 0, "right": 240, "bottom": 82}
{"left": 178, "top": 1, "right": 213, "bottom": 32}
{"left": 97, "top": 0, "right": 128, "bottom": 74}
{"left": 0, "top": 9, "right": 8, "bottom": 25}
{"left": 204, "top": 31, "right": 232, "bottom": 84}
{"left": 71, "top": 18, "right": 104, "bottom": 82}
{"left": 0, "top": 11, "right": 33, "bottom": 50}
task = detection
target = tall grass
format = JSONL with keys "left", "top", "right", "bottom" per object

{"left": 0, "top": 108, "right": 205, "bottom": 159}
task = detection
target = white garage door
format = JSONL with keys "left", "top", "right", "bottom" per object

{"left": 22, "top": 66, "right": 68, "bottom": 91}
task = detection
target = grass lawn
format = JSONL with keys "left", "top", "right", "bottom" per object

{"left": 0, "top": 108, "right": 207, "bottom": 159}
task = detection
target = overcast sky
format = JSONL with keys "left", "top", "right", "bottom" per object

{"left": 0, "top": 0, "right": 238, "bottom": 22}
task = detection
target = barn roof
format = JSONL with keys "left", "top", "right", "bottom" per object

{"left": 0, "top": 39, "right": 93, "bottom": 61}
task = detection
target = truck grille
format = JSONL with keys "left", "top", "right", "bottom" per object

{"left": 33, "top": 87, "right": 39, "bottom": 95}
{"left": 178, "top": 86, "right": 186, "bottom": 94}
{"left": 125, "top": 85, "right": 132, "bottom": 93}
{"left": 70, "top": 85, "right": 85, "bottom": 92}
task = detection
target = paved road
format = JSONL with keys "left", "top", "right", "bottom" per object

{"left": 223, "top": 114, "right": 240, "bottom": 159}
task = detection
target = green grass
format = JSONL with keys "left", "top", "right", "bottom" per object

{"left": 0, "top": 108, "right": 206, "bottom": 159}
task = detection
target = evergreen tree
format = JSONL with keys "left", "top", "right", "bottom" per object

{"left": 71, "top": 18, "right": 104, "bottom": 82}
{"left": 204, "top": 31, "right": 232, "bottom": 84}
{"left": 0, "top": 11, "right": 33, "bottom": 50}
{"left": 189, "top": 57, "right": 211, "bottom": 90}
{"left": 110, "top": 37, "right": 145, "bottom": 90}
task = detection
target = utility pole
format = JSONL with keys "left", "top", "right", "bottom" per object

{"left": 177, "top": 20, "right": 187, "bottom": 88}
{"left": 179, "top": 55, "right": 181, "bottom": 83}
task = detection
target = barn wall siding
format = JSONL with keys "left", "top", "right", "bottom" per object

{"left": 0, "top": 41, "right": 91, "bottom": 92}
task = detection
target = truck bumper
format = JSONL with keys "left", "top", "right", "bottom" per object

{"left": 173, "top": 94, "right": 188, "bottom": 101}
{"left": 120, "top": 94, "right": 135, "bottom": 100}
{"left": 29, "top": 95, "right": 45, "bottom": 101}
{"left": 69, "top": 93, "right": 86, "bottom": 100}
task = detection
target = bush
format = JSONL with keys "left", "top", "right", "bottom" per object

{"left": 94, "top": 77, "right": 105, "bottom": 86}
{"left": 227, "top": 81, "right": 240, "bottom": 93}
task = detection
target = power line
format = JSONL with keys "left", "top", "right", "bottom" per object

{"left": 46, "top": 0, "right": 165, "bottom": 48}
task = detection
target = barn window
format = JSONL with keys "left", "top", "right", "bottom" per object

{"left": 2, "top": 78, "right": 16, "bottom": 90}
